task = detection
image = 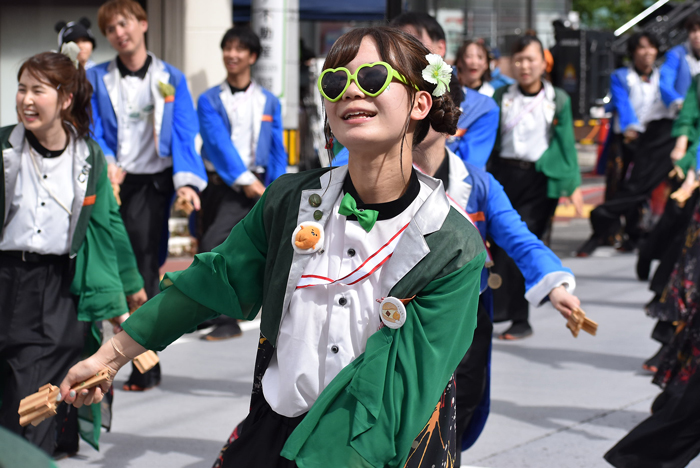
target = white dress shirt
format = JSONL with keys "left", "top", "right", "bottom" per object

{"left": 262, "top": 178, "right": 432, "bottom": 417}
{"left": 618, "top": 67, "right": 673, "bottom": 133}
{"left": 0, "top": 138, "right": 74, "bottom": 255}
{"left": 221, "top": 83, "right": 258, "bottom": 187}
{"left": 116, "top": 69, "right": 172, "bottom": 174}
{"left": 500, "top": 88, "right": 551, "bottom": 162}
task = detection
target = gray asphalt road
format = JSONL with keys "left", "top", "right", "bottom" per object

{"left": 59, "top": 218, "right": 700, "bottom": 468}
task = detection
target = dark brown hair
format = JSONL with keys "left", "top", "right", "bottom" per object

{"left": 322, "top": 26, "right": 460, "bottom": 163}
{"left": 456, "top": 39, "right": 492, "bottom": 84}
{"left": 97, "top": 0, "right": 148, "bottom": 35}
{"left": 18, "top": 52, "right": 93, "bottom": 140}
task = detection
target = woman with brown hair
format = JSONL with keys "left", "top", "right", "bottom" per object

{"left": 457, "top": 39, "right": 495, "bottom": 96}
{"left": 0, "top": 49, "right": 144, "bottom": 454}
{"left": 58, "top": 26, "right": 486, "bottom": 467}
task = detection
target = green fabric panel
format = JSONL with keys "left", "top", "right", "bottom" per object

{"left": 0, "top": 426, "right": 58, "bottom": 468}
{"left": 672, "top": 75, "right": 700, "bottom": 139}
{"left": 282, "top": 250, "right": 485, "bottom": 467}
{"left": 77, "top": 324, "right": 103, "bottom": 450}
{"left": 257, "top": 170, "right": 328, "bottom": 345}
{"left": 71, "top": 164, "right": 130, "bottom": 322}
{"left": 0, "top": 125, "right": 14, "bottom": 226}
{"left": 122, "top": 190, "right": 271, "bottom": 350}
{"left": 536, "top": 91, "right": 581, "bottom": 198}
{"left": 69, "top": 139, "right": 101, "bottom": 256}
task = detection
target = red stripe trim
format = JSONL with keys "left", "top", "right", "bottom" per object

{"left": 347, "top": 253, "right": 394, "bottom": 285}
{"left": 262, "top": 114, "right": 273, "bottom": 122}
{"left": 468, "top": 211, "right": 485, "bottom": 221}
{"left": 336, "top": 222, "right": 410, "bottom": 283}
{"left": 83, "top": 195, "right": 96, "bottom": 206}
{"left": 299, "top": 274, "right": 334, "bottom": 282}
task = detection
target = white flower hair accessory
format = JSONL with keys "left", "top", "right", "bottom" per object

{"left": 60, "top": 41, "right": 80, "bottom": 69}
{"left": 422, "top": 53, "right": 452, "bottom": 97}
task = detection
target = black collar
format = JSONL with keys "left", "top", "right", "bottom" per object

{"left": 25, "top": 131, "right": 67, "bottom": 158}
{"left": 117, "top": 55, "right": 152, "bottom": 79}
{"left": 518, "top": 82, "right": 543, "bottom": 97}
{"left": 434, "top": 149, "right": 450, "bottom": 192}
{"left": 633, "top": 66, "right": 652, "bottom": 82}
{"left": 342, "top": 169, "right": 420, "bottom": 221}
{"left": 228, "top": 81, "right": 251, "bottom": 94}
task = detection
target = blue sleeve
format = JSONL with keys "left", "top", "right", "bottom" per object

{"left": 485, "top": 174, "right": 572, "bottom": 294}
{"left": 660, "top": 49, "right": 683, "bottom": 106}
{"left": 171, "top": 78, "right": 207, "bottom": 190}
{"left": 87, "top": 70, "right": 113, "bottom": 158}
{"left": 264, "top": 98, "right": 288, "bottom": 185}
{"left": 454, "top": 106, "right": 499, "bottom": 169}
{"left": 611, "top": 72, "right": 640, "bottom": 132}
{"left": 197, "top": 94, "right": 251, "bottom": 188}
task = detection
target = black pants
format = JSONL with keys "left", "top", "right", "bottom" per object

{"left": 198, "top": 172, "right": 257, "bottom": 253}
{"left": 0, "top": 254, "right": 85, "bottom": 454}
{"left": 488, "top": 160, "right": 559, "bottom": 324}
{"left": 604, "top": 369, "right": 700, "bottom": 468}
{"left": 119, "top": 169, "right": 173, "bottom": 387}
{"left": 591, "top": 119, "right": 676, "bottom": 243}
{"left": 455, "top": 297, "right": 492, "bottom": 466}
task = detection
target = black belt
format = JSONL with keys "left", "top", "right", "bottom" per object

{"left": 0, "top": 250, "right": 69, "bottom": 263}
{"left": 499, "top": 158, "right": 535, "bottom": 170}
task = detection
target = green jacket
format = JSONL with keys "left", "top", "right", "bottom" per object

{"left": 0, "top": 124, "right": 143, "bottom": 321}
{"left": 671, "top": 75, "right": 700, "bottom": 174}
{"left": 491, "top": 81, "right": 581, "bottom": 198}
{"left": 123, "top": 166, "right": 486, "bottom": 467}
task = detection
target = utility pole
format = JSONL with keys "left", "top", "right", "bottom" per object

{"left": 251, "top": 0, "right": 300, "bottom": 165}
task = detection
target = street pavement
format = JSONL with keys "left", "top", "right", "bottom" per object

{"left": 59, "top": 216, "right": 700, "bottom": 468}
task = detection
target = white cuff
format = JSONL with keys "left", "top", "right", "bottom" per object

{"left": 233, "top": 170, "right": 257, "bottom": 188}
{"left": 525, "top": 271, "right": 576, "bottom": 307}
{"left": 105, "top": 155, "right": 117, "bottom": 165}
{"left": 173, "top": 171, "right": 207, "bottom": 191}
{"left": 626, "top": 123, "right": 645, "bottom": 133}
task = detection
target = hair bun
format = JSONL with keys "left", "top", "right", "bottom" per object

{"left": 428, "top": 94, "right": 461, "bottom": 135}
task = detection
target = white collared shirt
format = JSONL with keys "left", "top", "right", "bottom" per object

{"left": 221, "top": 82, "right": 258, "bottom": 187}
{"left": 116, "top": 68, "right": 172, "bottom": 174}
{"left": 262, "top": 181, "right": 432, "bottom": 418}
{"left": 686, "top": 43, "right": 700, "bottom": 77}
{"left": 616, "top": 67, "right": 673, "bottom": 133}
{"left": 0, "top": 139, "right": 74, "bottom": 255}
{"left": 500, "top": 87, "right": 551, "bottom": 162}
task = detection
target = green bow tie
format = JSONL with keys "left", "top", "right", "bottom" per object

{"left": 338, "top": 193, "right": 379, "bottom": 232}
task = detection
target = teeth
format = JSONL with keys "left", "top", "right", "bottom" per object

{"left": 344, "top": 112, "right": 375, "bottom": 120}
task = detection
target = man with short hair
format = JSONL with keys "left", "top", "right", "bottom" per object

{"left": 196, "top": 26, "right": 287, "bottom": 340}
{"left": 89, "top": 0, "right": 207, "bottom": 390}
{"left": 392, "top": 12, "right": 499, "bottom": 169}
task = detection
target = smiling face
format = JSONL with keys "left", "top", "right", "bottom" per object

{"left": 223, "top": 39, "right": 257, "bottom": 78}
{"left": 324, "top": 36, "right": 417, "bottom": 156}
{"left": 104, "top": 13, "right": 147, "bottom": 57}
{"left": 16, "top": 70, "right": 70, "bottom": 138}
{"left": 632, "top": 36, "right": 658, "bottom": 72}
{"left": 459, "top": 43, "right": 489, "bottom": 87}
{"left": 512, "top": 42, "right": 546, "bottom": 89}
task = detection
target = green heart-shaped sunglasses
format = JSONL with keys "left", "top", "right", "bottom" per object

{"left": 317, "top": 61, "right": 418, "bottom": 102}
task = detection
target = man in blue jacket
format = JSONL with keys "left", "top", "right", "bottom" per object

{"left": 90, "top": 0, "right": 207, "bottom": 390}
{"left": 659, "top": 14, "right": 700, "bottom": 112}
{"left": 196, "top": 26, "right": 287, "bottom": 340}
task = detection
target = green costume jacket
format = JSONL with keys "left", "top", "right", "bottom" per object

{"left": 671, "top": 75, "right": 700, "bottom": 174}
{"left": 491, "top": 81, "right": 581, "bottom": 198}
{"left": 122, "top": 166, "right": 486, "bottom": 467}
{"left": 1, "top": 124, "right": 143, "bottom": 318}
